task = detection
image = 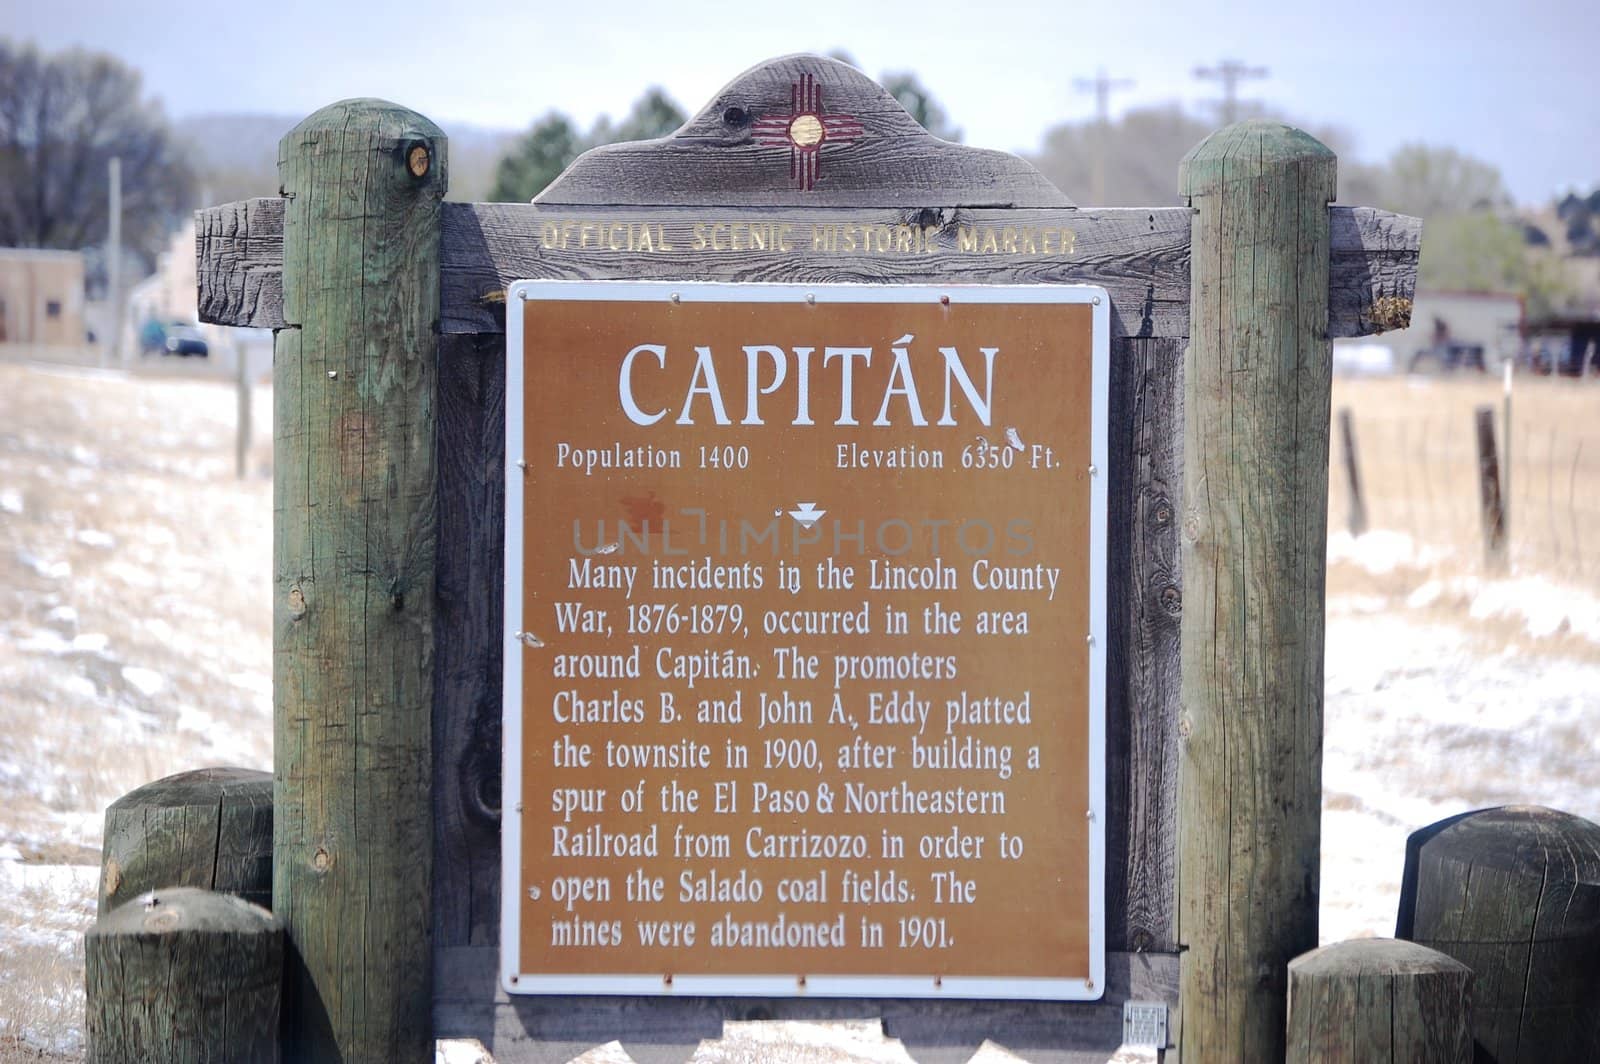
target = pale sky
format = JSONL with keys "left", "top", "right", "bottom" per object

{"left": 8, "top": 0, "right": 1598, "bottom": 204}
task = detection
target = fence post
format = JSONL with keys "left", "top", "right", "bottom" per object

{"left": 275, "top": 99, "right": 445, "bottom": 1061}
{"left": 1176, "top": 120, "right": 1335, "bottom": 1060}
{"left": 1286, "top": 938, "right": 1472, "bottom": 1063}
{"left": 1397, "top": 805, "right": 1600, "bottom": 1061}
{"left": 1338, "top": 407, "right": 1368, "bottom": 536}
{"left": 1475, "top": 405, "right": 1507, "bottom": 570}
{"left": 236, "top": 342, "right": 253, "bottom": 479}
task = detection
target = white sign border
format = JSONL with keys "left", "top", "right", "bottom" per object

{"left": 502, "top": 280, "right": 1109, "bottom": 1001}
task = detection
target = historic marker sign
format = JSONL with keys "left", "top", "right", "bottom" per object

{"left": 503, "top": 281, "right": 1108, "bottom": 999}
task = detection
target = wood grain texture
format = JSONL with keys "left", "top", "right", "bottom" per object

{"left": 1175, "top": 120, "right": 1336, "bottom": 1061}
{"left": 1328, "top": 206, "right": 1420, "bottom": 337}
{"left": 274, "top": 98, "right": 444, "bottom": 1063}
{"left": 537, "top": 54, "right": 1072, "bottom": 209}
{"left": 197, "top": 198, "right": 285, "bottom": 330}
{"left": 432, "top": 331, "right": 506, "bottom": 950}
{"left": 86, "top": 887, "right": 283, "bottom": 1064}
{"left": 195, "top": 198, "right": 1419, "bottom": 341}
{"left": 442, "top": 203, "right": 1187, "bottom": 338}
{"left": 432, "top": 946, "right": 1176, "bottom": 1064}
{"left": 1104, "top": 337, "right": 1182, "bottom": 953}
{"left": 1398, "top": 805, "right": 1600, "bottom": 1062}
{"left": 1287, "top": 939, "right": 1472, "bottom": 1064}
{"left": 98, "top": 766, "right": 272, "bottom": 916}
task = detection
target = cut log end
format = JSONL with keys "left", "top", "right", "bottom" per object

{"left": 1287, "top": 938, "right": 1472, "bottom": 1064}
{"left": 98, "top": 766, "right": 272, "bottom": 916}
{"left": 86, "top": 888, "right": 283, "bottom": 1064}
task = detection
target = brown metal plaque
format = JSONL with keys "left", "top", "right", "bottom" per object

{"left": 503, "top": 282, "right": 1107, "bottom": 998}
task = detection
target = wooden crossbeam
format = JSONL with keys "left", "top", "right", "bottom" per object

{"left": 197, "top": 198, "right": 1418, "bottom": 341}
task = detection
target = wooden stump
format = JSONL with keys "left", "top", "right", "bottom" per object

{"left": 1287, "top": 938, "right": 1472, "bottom": 1063}
{"left": 1398, "top": 805, "right": 1600, "bottom": 1062}
{"left": 99, "top": 766, "right": 272, "bottom": 916}
{"left": 85, "top": 887, "right": 282, "bottom": 1063}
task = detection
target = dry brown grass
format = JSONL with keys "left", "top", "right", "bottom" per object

{"left": 0, "top": 360, "right": 273, "bottom": 1058}
{"left": 1326, "top": 373, "right": 1600, "bottom": 661}
{"left": 1329, "top": 372, "right": 1600, "bottom": 580}
{"left": 0, "top": 905, "right": 89, "bottom": 1063}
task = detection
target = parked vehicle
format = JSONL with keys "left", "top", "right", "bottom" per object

{"left": 139, "top": 320, "right": 209, "bottom": 357}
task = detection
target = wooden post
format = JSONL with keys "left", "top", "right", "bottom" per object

{"left": 1475, "top": 405, "right": 1507, "bottom": 569}
{"left": 236, "top": 342, "right": 252, "bottom": 479}
{"left": 1175, "top": 120, "right": 1335, "bottom": 1060}
{"left": 1286, "top": 939, "right": 1472, "bottom": 1063}
{"left": 1502, "top": 359, "right": 1513, "bottom": 549}
{"left": 99, "top": 766, "right": 272, "bottom": 916}
{"left": 1338, "top": 407, "right": 1368, "bottom": 536}
{"left": 274, "top": 99, "right": 445, "bottom": 1061}
{"left": 1397, "top": 805, "right": 1600, "bottom": 1062}
{"left": 86, "top": 887, "right": 283, "bottom": 1063}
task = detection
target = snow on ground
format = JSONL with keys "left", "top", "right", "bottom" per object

{"left": 0, "top": 361, "right": 272, "bottom": 1059}
{"left": 0, "top": 361, "right": 1596, "bottom": 1060}
{"left": 1320, "top": 531, "right": 1600, "bottom": 945}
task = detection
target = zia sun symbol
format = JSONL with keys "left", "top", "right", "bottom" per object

{"left": 750, "top": 73, "right": 864, "bottom": 191}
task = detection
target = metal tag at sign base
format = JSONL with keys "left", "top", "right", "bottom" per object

{"left": 1122, "top": 1001, "right": 1168, "bottom": 1047}
{"left": 501, "top": 281, "right": 1109, "bottom": 1000}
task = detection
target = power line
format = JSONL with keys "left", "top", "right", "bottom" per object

{"left": 1193, "top": 59, "right": 1269, "bottom": 126}
{"left": 1073, "top": 68, "right": 1134, "bottom": 206}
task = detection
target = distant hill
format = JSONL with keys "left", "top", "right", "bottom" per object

{"left": 175, "top": 113, "right": 520, "bottom": 205}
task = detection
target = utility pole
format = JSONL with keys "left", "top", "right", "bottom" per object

{"left": 107, "top": 156, "right": 122, "bottom": 366}
{"left": 1194, "top": 59, "right": 1269, "bottom": 126}
{"left": 1073, "top": 68, "right": 1134, "bottom": 206}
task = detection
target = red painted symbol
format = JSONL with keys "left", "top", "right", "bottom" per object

{"left": 751, "top": 73, "right": 864, "bottom": 191}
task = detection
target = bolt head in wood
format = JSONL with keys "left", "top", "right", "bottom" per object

{"left": 407, "top": 143, "right": 430, "bottom": 179}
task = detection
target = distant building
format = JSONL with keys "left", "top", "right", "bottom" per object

{"left": 0, "top": 248, "right": 87, "bottom": 346}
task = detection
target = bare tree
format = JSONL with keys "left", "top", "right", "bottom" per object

{"left": 0, "top": 40, "right": 194, "bottom": 268}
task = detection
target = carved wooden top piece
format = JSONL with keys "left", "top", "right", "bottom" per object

{"left": 536, "top": 54, "right": 1073, "bottom": 210}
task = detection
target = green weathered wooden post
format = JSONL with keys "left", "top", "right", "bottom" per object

{"left": 275, "top": 99, "right": 445, "bottom": 1061}
{"left": 1175, "top": 120, "right": 1336, "bottom": 1060}
{"left": 86, "top": 888, "right": 283, "bottom": 1063}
